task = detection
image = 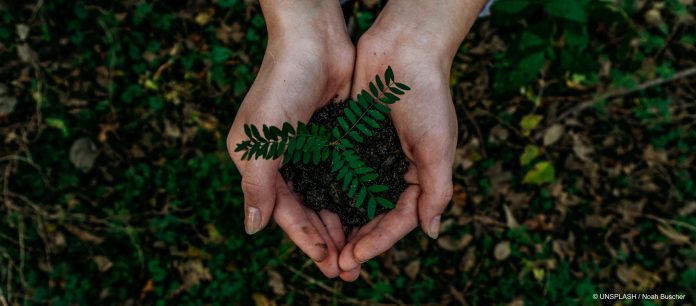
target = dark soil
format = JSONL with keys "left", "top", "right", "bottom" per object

{"left": 280, "top": 100, "right": 409, "bottom": 227}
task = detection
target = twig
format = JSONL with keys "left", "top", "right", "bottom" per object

{"left": 0, "top": 287, "right": 8, "bottom": 306}
{"left": 553, "top": 66, "right": 696, "bottom": 124}
{"left": 355, "top": 270, "right": 407, "bottom": 305}
{"left": 280, "top": 263, "right": 371, "bottom": 305}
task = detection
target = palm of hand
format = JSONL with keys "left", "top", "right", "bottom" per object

{"left": 335, "top": 39, "right": 457, "bottom": 281}
{"left": 227, "top": 43, "right": 354, "bottom": 277}
{"left": 227, "top": 31, "right": 456, "bottom": 282}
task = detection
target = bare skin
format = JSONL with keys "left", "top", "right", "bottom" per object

{"left": 337, "top": 0, "right": 487, "bottom": 281}
{"left": 227, "top": 0, "right": 486, "bottom": 280}
{"left": 226, "top": 0, "right": 353, "bottom": 277}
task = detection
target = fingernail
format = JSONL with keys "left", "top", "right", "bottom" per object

{"left": 428, "top": 215, "right": 441, "bottom": 239}
{"left": 245, "top": 206, "right": 261, "bottom": 235}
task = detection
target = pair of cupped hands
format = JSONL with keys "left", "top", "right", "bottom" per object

{"left": 226, "top": 0, "right": 482, "bottom": 281}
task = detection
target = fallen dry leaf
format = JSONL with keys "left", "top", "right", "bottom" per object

{"left": 657, "top": 225, "right": 691, "bottom": 245}
{"left": 404, "top": 259, "right": 421, "bottom": 279}
{"left": 267, "top": 270, "right": 285, "bottom": 296}
{"left": 571, "top": 133, "right": 594, "bottom": 162}
{"left": 70, "top": 138, "right": 99, "bottom": 172}
{"left": 252, "top": 293, "right": 276, "bottom": 306}
{"left": 503, "top": 204, "right": 519, "bottom": 228}
{"left": 139, "top": 279, "right": 154, "bottom": 300}
{"left": 437, "top": 234, "right": 473, "bottom": 252}
{"left": 494, "top": 241, "right": 511, "bottom": 261}
{"left": 0, "top": 84, "right": 17, "bottom": 116}
{"left": 93, "top": 255, "right": 113, "bottom": 272}
{"left": 64, "top": 224, "right": 104, "bottom": 244}
{"left": 543, "top": 124, "right": 565, "bottom": 146}
{"left": 178, "top": 259, "right": 212, "bottom": 289}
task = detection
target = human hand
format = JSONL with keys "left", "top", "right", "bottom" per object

{"left": 226, "top": 0, "right": 354, "bottom": 278}
{"left": 337, "top": 0, "right": 486, "bottom": 281}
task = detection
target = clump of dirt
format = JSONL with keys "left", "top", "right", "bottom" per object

{"left": 280, "top": 100, "right": 409, "bottom": 226}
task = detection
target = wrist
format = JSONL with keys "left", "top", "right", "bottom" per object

{"left": 367, "top": 0, "right": 486, "bottom": 62}
{"left": 260, "top": 0, "right": 348, "bottom": 49}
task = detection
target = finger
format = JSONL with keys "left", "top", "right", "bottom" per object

{"left": 304, "top": 207, "right": 341, "bottom": 278}
{"left": 353, "top": 185, "right": 420, "bottom": 263}
{"left": 274, "top": 180, "right": 329, "bottom": 262}
{"left": 416, "top": 160, "right": 453, "bottom": 239}
{"left": 339, "top": 267, "right": 361, "bottom": 282}
{"left": 338, "top": 215, "right": 385, "bottom": 272}
{"left": 319, "top": 210, "right": 346, "bottom": 250}
{"left": 241, "top": 159, "right": 281, "bottom": 234}
{"left": 404, "top": 163, "right": 418, "bottom": 184}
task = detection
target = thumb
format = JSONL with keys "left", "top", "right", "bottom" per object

{"left": 417, "top": 160, "right": 453, "bottom": 240}
{"left": 241, "top": 158, "right": 280, "bottom": 234}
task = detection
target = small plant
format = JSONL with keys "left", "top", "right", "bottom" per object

{"left": 234, "top": 67, "right": 410, "bottom": 218}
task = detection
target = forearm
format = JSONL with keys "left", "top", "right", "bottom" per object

{"left": 369, "top": 0, "right": 487, "bottom": 62}
{"left": 259, "top": 0, "right": 347, "bottom": 45}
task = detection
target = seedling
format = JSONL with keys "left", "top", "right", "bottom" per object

{"left": 235, "top": 67, "right": 410, "bottom": 218}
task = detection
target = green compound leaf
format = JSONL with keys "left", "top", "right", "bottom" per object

{"left": 312, "top": 148, "right": 321, "bottom": 165}
{"left": 368, "top": 110, "right": 385, "bottom": 121}
{"left": 348, "top": 131, "right": 363, "bottom": 143}
{"left": 356, "top": 187, "right": 367, "bottom": 207}
{"left": 251, "top": 125, "right": 263, "bottom": 142}
{"left": 342, "top": 172, "right": 353, "bottom": 190}
{"left": 338, "top": 139, "right": 354, "bottom": 149}
{"left": 275, "top": 139, "right": 286, "bottom": 159}
{"left": 363, "top": 116, "right": 379, "bottom": 129}
{"left": 337, "top": 165, "right": 349, "bottom": 180}
{"left": 244, "top": 124, "right": 252, "bottom": 138}
{"left": 286, "top": 137, "right": 296, "bottom": 155}
{"left": 361, "top": 172, "right": 378, "bottom": 182}
{"left": 356, "top": 124, "right": 373, "bottom": 137}
{"left": 331, "top": 158, "right": 345, "bottom": 172}
{"left": 269, "top": 142, "right": 278, "bottom": 159}
{"left": 369, "top": 82, "right": 379, "bottom": 98}
{"left": 385, "top": 93, "right": 400, "bottom": 103}
{"left": 376, "top": 75, "right": 384, "bottom": 91}
{"left": 321, "top": 147, "right": 330, "bottom": 161}
{"left": 262, "top": 124, "right": 272, "bottom": 139}
{"left": 357, "top": 94, "right": 370, "bottom": 109}
{"left": 292, "top": 149, "right": 302, "bottom": 163}
{"left": 338, "top": 117, "right": 350, "bottom": 132}
{"left": 385, "top": 66, "right": 394, "bottom": 83}
{"left": 368, "top": 184, "right": 388, "bottom": 193}
{"left": 389, "top": 86, "right": 404, "bottom": 95}
{"left": 348, "top": 180, "right": 359, "bottom": 197}
{"left": 234, "top": 66, "right": 413, "bottom": 220}
{"left": 270, "top": 126, "right": 282, "bottom": 139}
{"left": 395, "top": 82, "right": 411, "bottom": 91}
{"left": 282, "top": 122, "right": 295, "bottom": 135}
{"left": 361, "top": 90, "right": 375, "bottom": 103}
{"left": 367, "top": 196, "right": 377, "bottom": 219}
{"left": 376, "top": 197, "right": 394, "bottom": 209}
{"left": 344, "top": 108, "right": 357, "bottom": 124}
{"left": 355, "top": 167, "right": 372, "bottom": 175}
{"left": 373, "top": 102, "right": 391, "bottom": 114}
{"left": 349, "top": 100, "right": 362, "bottom": 114}
{"left": 234, "top": 140, "right": 250, "bottom": 152}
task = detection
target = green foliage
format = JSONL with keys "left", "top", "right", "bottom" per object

{"left": 523, "top": 161, "right": 556, "bottom": 185}
{"left": 2, "top": 0, "right": 695, "bottom": 305}
{"left": 235, "top": 67, "right": 410, "bottom": 218}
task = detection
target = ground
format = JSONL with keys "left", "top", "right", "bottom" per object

{"left": 0, "top": 0, "right": 695, "bottom": 305}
